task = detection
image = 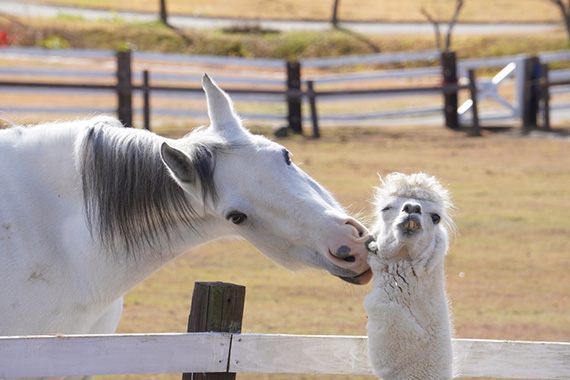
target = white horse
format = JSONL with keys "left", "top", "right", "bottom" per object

{"left": 0, "top": 75, "right": 372, "bottom": 345}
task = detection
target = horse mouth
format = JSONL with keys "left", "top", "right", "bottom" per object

{"left": 338, "top": 268, "right": 372, "bottom": 285}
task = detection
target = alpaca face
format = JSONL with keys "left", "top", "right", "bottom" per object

{"left": 367, "top": 172, "right": 453, "bottom": 263}
{"left": 379, "top": 196, "right": 442, "bottom": 243}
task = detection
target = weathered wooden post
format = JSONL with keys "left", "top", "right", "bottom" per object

{"left": 183, "top": 282, "right": 246, "bottom": 380}
{"left": 539, "top": 63, "right": 550, "bottom": 131}
{"left": 116, "top": 50, "right": 133, "bottom": 128}
{"left": 142, "top": 70, "right": 151, "bottom": 131}
{"left": 467, "top": 69, "right": 481, "bottom": 137}
{"left": 441, "top": 51, "right": 459, "bottom": 130}
{"left": 286, "top": 61, "right": 303, "bottom": 135}
{"left": 307, "top": 80, "right": 320, "bottom": 138}
{"left": 522, "top": 56, "right": 540, "bottom": 131}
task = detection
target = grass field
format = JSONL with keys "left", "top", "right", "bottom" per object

{"left": 29, "top": 0, "right": 564, "bottom": 23}
{"left": 97, "top": 124, "right": 570, "bottom": 380}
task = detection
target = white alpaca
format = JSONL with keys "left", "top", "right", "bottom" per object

{"left": 364, "top": 172, "right": 455, "bottom": 380}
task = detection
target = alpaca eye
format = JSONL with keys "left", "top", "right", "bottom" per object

{"left": 282, "top": 149, "right": 292, "bottom": 166}
{"left": 431, "top": 214, "right": 441, "bottom": 225}
{"left": 227, "top": 211, "right": 247, "bottom": 225}
{"left": 381, "top": 206, "right": 391, "bottom": 212}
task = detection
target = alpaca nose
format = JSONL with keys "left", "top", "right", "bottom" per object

{"left": 402, "top": 202, "right": 422, "bottom": 215}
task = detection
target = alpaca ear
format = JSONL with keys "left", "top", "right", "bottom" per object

{"left": 202, "top": 73, "right": 245, "bottom": 139}
{"left": 160, "top": 142, "right": 197, "bottom": 184}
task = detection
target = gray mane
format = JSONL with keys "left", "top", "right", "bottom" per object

{"left": 80, "top": 121, "right": 222, "bottom": 256}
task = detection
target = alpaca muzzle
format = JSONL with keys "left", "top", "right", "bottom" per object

{"left": 398, "top": 215, "right": 422, "bottom": 236}
{"left": 365, "top": 235, "right": 378, "bottom": 254}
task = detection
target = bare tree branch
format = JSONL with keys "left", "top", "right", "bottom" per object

{"left": 548, "top": 0, "right": 570, "bottom": 44}
{"left": 445, "top": 0, "right": 464, "bottom": 51}
{"left": 420, "top": 6, "right": 442, "bottom": 52}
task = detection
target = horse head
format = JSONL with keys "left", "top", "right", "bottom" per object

{"left": 161, "top": 75, "right": 372, "bottom": 285}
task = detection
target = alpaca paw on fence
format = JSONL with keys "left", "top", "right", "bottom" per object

{"left": 364, "top": 172, "right": 455, "bottom": 380}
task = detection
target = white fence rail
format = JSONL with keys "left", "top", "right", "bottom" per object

{"left": 1, "top": 332, "right": 569, "bottom": 379}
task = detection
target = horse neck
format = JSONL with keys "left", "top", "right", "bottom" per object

{"left": 78, "top": 122, "right": 233, "bottom": 296}
{"left": 102, "top": 215, "right": 230, "bottom": 297}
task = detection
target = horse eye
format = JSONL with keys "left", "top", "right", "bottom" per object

{"left": 282, "top": 149, "right": 292, "bottom": 166}
{"left": 227, "top": 211, "right": 247, "bottom": 225}
{"left": 431, "top": 214, "right": 441, "bottom": 225}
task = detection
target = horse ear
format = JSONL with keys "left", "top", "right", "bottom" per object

{"left": 160, "top": 142, "right": 197, "bottom": 184}
{"left": 202, "top": 74, "right": 245, "bottom": 138}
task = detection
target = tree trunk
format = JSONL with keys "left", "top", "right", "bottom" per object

{"left": 331, "top": 0, "right": 340, "bottom": 27}
{"left": 159, "top": 0, "right": 168, "bottom": 25}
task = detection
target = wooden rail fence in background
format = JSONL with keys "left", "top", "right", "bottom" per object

{"left": 1, "top": 47, "right": 569, "bottom": 136}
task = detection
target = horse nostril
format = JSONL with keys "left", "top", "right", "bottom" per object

{"left": 343, "top": 255, "right": 356, "bottom": 263}
{"left": 345, "top": 218, "right": 366, "bottom": 239}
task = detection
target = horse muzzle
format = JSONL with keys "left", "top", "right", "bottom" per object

{"left": 324, "top": 218, "right": 373, "bottom": 285}
{"left": 338, "top": 267, "right": 373, "bottom": 285}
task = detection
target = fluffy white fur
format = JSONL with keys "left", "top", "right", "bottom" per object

{"left": 364, "top": 172, "right": 455, "bottom": 380}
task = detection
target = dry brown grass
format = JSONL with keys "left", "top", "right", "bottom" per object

{"left": 91, "top": 124, "right": 570, "bottom": 380}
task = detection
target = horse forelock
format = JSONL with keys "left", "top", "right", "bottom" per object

{"left": 80, "top": 121, "right": 222, "bottom": 257}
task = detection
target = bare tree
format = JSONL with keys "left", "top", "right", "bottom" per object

{"left": 421, "top": 0, "right": 464, "bottom": 52}
{"left": 549, "top": 0, "right": 570, "bottom": 43}
{"left": 159, "top": 0, "right": 168, "bottom": 25}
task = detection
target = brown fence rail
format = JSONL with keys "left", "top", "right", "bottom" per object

{"left": 1, "top": 48, "right": 567, "bottom": 136}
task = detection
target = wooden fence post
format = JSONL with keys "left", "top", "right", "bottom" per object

{"left": 183, "top": 282, "right": 246, "bottom": 380}
{"left": 522, "top": 56, "right": 540, "bottom": 131}
{"left": 307, "top": 81, "right": 320, "bottom": 138}
{"left": 441, "top": 51, "right": 459, "bottom": 130}
{"left": 143, "top": 70, "right": 150, "bottom": 131}
{"left": 539, "top": 63, "right": 550, "bottom": 131}
{"left": 467, "top": 69, "right": 481, "bottom": 137}
{"left": 286, "top": 61, "right": 303, "bottom": 135}
{"left": 116, "top": 51, "right": 133, "bottom": 128}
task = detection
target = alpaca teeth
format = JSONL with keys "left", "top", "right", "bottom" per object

{"left": 405, "top": 220, "right": 419, "bottom": 229}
